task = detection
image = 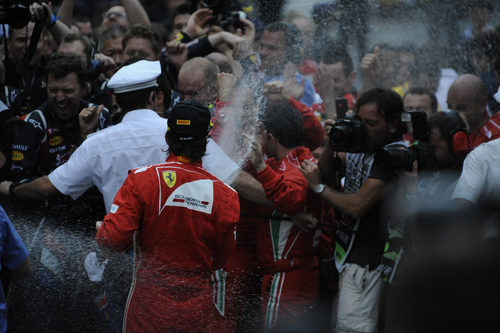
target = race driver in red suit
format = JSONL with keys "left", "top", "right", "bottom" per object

{"left": 236, "top": 103, "right": 322, "bottom": 331}
{"left": 96, "top": 100, "right": 240, "bottom": 332}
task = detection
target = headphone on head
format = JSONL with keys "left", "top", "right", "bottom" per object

{"left": 442, "top": 110, "right": 469, "bottom": 156}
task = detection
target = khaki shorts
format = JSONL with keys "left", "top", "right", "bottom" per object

{"left": 333, "top": 263, "right": 382, "bottom": 333}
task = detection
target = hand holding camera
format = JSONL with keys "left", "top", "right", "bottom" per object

{"left": 185, "top": 8, "right": 214, "bottom": 39}
{"left": 328, "top": 114, "right": 368, "bottom": 153}
{"left": 232, "top": 17, "right": 255, "bottom": 61}
{"left": 29, "top": 1, "right": 52, "bottom": 25}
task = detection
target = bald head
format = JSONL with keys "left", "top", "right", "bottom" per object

{"left": 449, "top": 74, "right": 487, "bottom": 101}
{"left": 178, "top": 57, "right": 218, "bottom": 106}
{"left": 447, "top": 74, "right": 488, "bottom": 133}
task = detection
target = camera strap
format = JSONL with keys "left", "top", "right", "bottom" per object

{"left": 22, "top": 21, "right": 44, "bottom": 70}
{"left": 332, "top": 153, "right": 343, "bottom": 191}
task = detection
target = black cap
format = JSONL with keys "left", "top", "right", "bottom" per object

{"left": 168, "top": 100, "right": 211, "bottom": 140}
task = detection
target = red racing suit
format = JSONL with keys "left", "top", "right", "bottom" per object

{"left": 96, "top": 154, "right": 240, "bottom": 332}
{"left": 227, "top": 147, "right": 322, "bottom": 331}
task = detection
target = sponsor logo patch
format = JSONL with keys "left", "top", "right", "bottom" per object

{"left": 49, "top": 136, "right": 63, "bottom": 146}
{"left": 12, "top": 144, "right": 28, "bottom": 151}
{"left": 176, "top": 119, "right": 191, "bottom": 125}
{"left": 12, "top": 150, "right": 24, "bottom": 161}
{"left": 162, "top": 171, "right": 176, "bottom": 188}
{"left": 49, "top": 145, "right": 66, "bottom": 153}
{"left": 158, "top": 177, "right": 214, "bottom": 215}
{"left": 47, "top": 128, "right": 60, "bottom": 135}
{"left": 28, "top": 118, "right": 43, "bottom": 131}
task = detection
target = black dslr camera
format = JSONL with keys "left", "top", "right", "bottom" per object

{"left": 378, "top": 142, "right": 435, "bottom": 171}
{"left": 377, "top": 111, "right": 434, "bottom": 171}
{"left": 201, "top": 0, "right": 246, "bottom": 32}
{"left": 328, "top": 114, "right": 367, "bottom": 153}
{"left": 0, "top": 0, "right": 32, "bottom": 29}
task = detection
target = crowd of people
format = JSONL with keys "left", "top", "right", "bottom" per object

{"left": 0, "top": 0, "right": 499, "bottom": 332}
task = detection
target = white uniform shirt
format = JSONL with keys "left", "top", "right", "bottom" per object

{"left": 49, "top": 109, "right": 239, "bottom": 212}
{"left": 452, "top": 138, "right": 500, "bottom": 204}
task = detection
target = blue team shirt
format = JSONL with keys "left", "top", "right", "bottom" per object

{"left": 0, "top": 206, "right": 29, "bottom": 333}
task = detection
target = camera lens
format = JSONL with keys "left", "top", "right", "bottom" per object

{"left": 7, "top": 4, "right": 30, "bottom": 29}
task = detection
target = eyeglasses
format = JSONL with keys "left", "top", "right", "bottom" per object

{"left": 103, "top": 11, "right": 126, "bottom": 19}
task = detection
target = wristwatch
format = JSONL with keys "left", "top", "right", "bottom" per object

{"left": 312, "top": 184, "right": 327, "bottom": 195}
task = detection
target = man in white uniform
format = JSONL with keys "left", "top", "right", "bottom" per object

{"left": 452, "top": 137, "right": 500, "bottom": 207}
{"left": 1, "top": 60, "right": 240, "bottom": 213}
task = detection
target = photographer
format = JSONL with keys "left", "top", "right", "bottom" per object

{"left": 401, "top": 111, "right": 469, "bottom": 203}
{"left": 299, "top": 88, "right": 407, "bottom": 332}
{"left": 376, "top": 110, "right": 469, "bottom": 292}
{"left": 3, "top": 2, "right": 72, "bottom": 113}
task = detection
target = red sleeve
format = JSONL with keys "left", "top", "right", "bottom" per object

{"left": 213, "top": 185, "right": 240, "bottom": 270}
{"left": 96, "top": 172, "right": 144, "bottom": 251}
{"left": 289, "top": 98, "right": 324, "bottom": 151}
{"left": 256, "top": 164, "right": 308, "bottom": 215}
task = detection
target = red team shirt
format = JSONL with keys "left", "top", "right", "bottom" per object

{"left": 469, "top": 112, "right": 500, "bottom": 149}
{"left": 97, "top": 155, "right": 240, "bottom": 332}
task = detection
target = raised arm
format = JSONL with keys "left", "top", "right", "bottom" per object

{"left": 57, "top": 0, "right": 75, "bottom": 28}
{"left": 122, "top": 0, "right": 151, "bottom": 26}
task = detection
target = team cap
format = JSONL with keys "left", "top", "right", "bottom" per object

{"left": 108, "top": 60, "right": 161, "bottom": 94}
{"left": 168, "top": 100, "right": 211, "bottom": 141}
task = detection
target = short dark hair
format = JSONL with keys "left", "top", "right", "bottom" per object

{"left": 404, "top": 87, "right": 438, "bottom": 114}
{"left": 428, "top": 111, "right": 467, "bottom": 140}
{"left": 317, "top": 38, "right": 354, "bottom": 76}
{"left": 122, "top": 24, "right": 162, "bottom": 57}
{"left": 428, "top": 111, "right": 456, "bottom": 141}
{"left": 47, "top": 55, "right": 88, "bottom": 87}
{"left": 263, "top": 21, "right": 303, "bottom": 64}
{"left": 165, "top": 135, "right": 207, "bottom": 162}
{"left": 355, "top": 88, "right": 406, "bottom": 139}
{"left": 60, "top": 33, "right": 94, "bottom": 65}
{"left": 115, "top": 87, "right": 156, "bottom": 113}
{"left": 157, "top": 72, "right": 172, "bottom": 109}
{"left": 98, "top": 24, "right": 128, "bottom": 52}
{"left": 261, "top": 103, "right": 304, "bottom": 149}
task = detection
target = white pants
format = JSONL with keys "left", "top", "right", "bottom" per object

{"left": 332, "top": 264, "right": 383, "bottom": 333}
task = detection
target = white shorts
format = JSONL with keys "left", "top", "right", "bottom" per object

{"left": 333, "top": 263, "right": 383, "bottom": 333}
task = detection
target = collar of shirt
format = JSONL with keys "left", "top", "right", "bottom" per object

{"left": 121, "top": 108, "right": 163, "bottom": 123}
{"left": 166, "top": 153, "right": 202, "bottom": 166}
